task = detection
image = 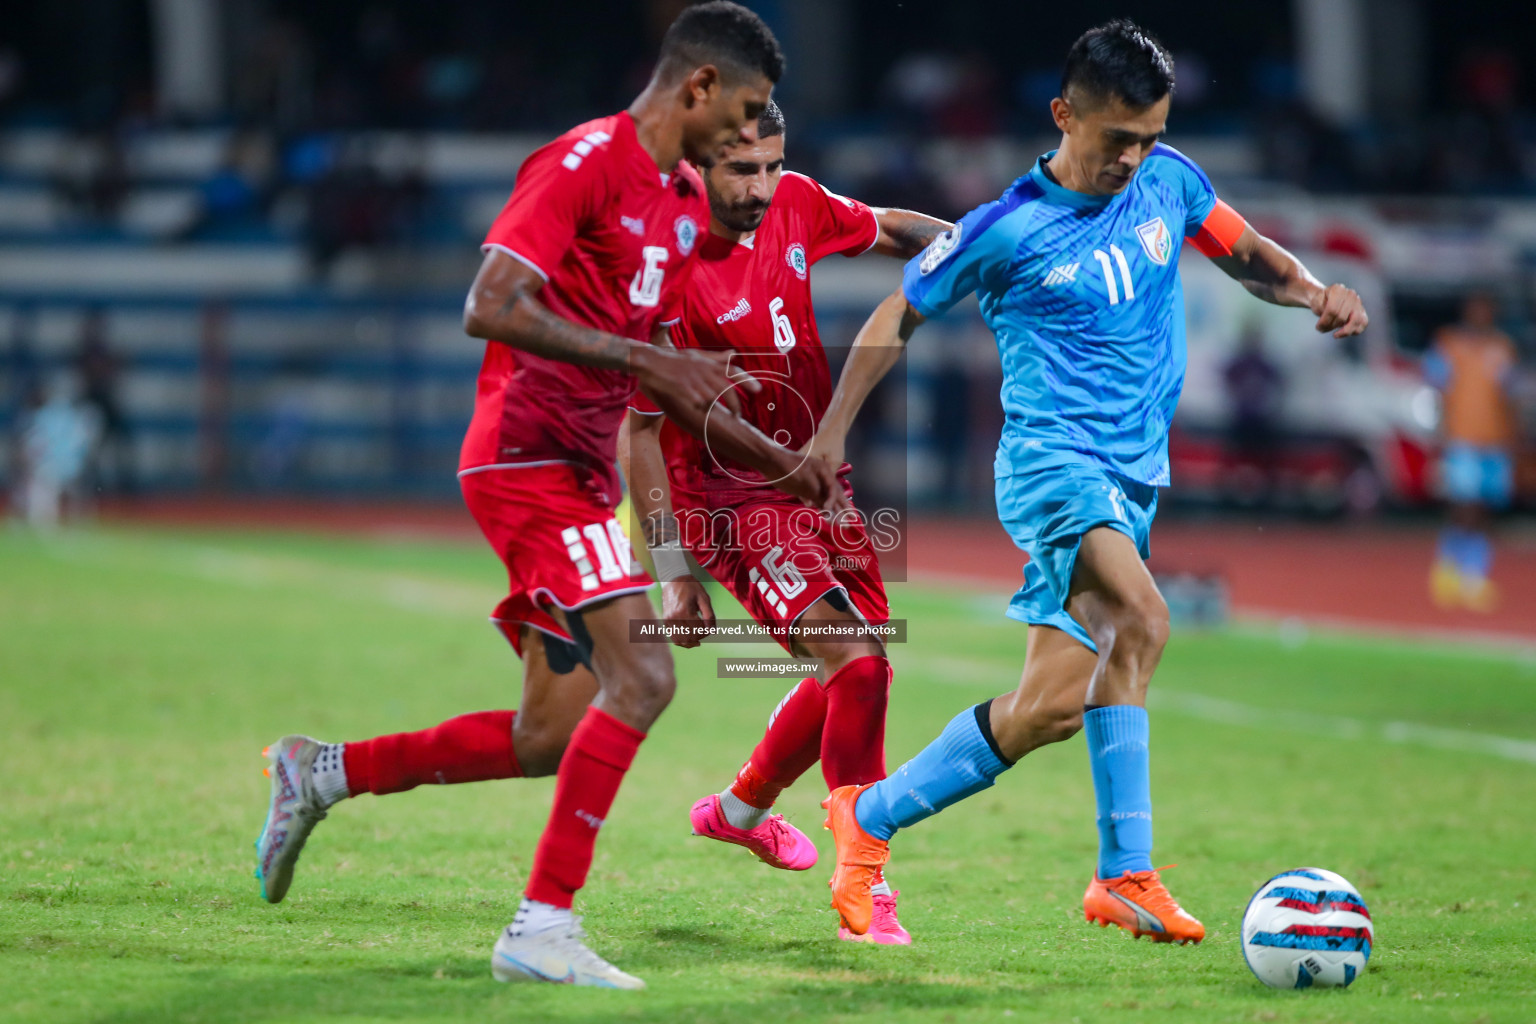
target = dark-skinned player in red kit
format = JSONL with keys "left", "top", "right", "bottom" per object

{"left": 252, "top": 3, "right": 844, "bottom": 990}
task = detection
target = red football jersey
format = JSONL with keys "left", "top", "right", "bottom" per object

{"left": 460, "top": 112, "right": 709, "bottom": 506}
{"left": 643, "top": 171, "right": 877, "bottom": 505}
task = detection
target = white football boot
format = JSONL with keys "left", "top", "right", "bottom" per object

{"left": 491, "top": 919, "right": 645, "bottom": 989}
{"left": 254, "top": 735, "right": 328, "bottom": 903}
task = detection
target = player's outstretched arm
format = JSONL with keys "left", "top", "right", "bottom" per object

{"left": 869, "top": 209, "right": 953, "bottom": 259}
{"left": 809, "top": 289, "right": 925, "bottom": 468}
{"left": 1211, "top": 226, "right": 1369, "bottom": 338}
{"left": 462, "top": 249, "right": 752, "bottom": 417}
{"left": 618, "top": 409, "right": 716, "bottom": 648}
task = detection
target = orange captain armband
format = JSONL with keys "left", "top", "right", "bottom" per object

{"left": 1188, "top": 198, "right": 1246, "bottom": 258}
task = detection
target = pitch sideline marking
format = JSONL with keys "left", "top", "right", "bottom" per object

{"left": 895, "top": 652, "right": 1536, "bottom": 767}
{"left": 1148, "top": 689, "right": 1536, "bottom": 766}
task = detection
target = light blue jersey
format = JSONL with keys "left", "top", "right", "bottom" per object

{"left": 903, "top": 144, "right": 1219, "bottom": 487}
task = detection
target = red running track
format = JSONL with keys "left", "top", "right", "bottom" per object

{"left": 905, "top": 517, "right": 1536, "bottom": 644}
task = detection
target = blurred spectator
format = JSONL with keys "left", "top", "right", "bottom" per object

{"left": 234, "top": 15, "right": 314, "bottom": 131}
{"left": 1440, "top": 46, "right": 1525, "bottom": 194}
{"left": 188, "top": 131, "right": 275, "bottom": 239}
{"left": 1423, "top": 292, "right": 1521, "bottom": 611}
{"left": 17, "top": 374, "right": 102, "bottom": 529}
{"left": 1222, "top": 321, "right": 1285, "bottom": 503}
{"left": 253, "top": 392, "right": 312, "bottom": 488}
{"left": 75, "top": 308, "right": 135, "bottom": 495}
{"left": 6, "top": 379, "right": 44, "bottom": 516}
{"left": 0, "top": 46, "right": 23, "bottom": 114}
{"left": 884, "top": 51, "right": 963, "bottom": 130}
{"left": 303, "top": 140, "right": 426, "bottom": 277}
{"left": 936, "top": 52, "right": 1001, "bottom": 138}
{"left": 53, "top": 129, "right": 129, "bottom": 225}
{"left": 882, "top": 50, "right": 1002, "bottom": 138}
{"left": 1253, "top": 99, "right": 1359, "bottom": 193}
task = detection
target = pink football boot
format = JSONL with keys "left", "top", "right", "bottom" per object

{"left": 689, "top": 795, "right": 819, "bottom": 870}
{"left": 837, "top": 883, "right": 912, "bottom": 945}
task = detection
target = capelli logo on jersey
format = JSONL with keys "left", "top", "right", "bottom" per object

{"left": 620, "top": 215, "right": 645, "bottom": 236}
{"left": 716, "top": 298, "right": 752, "bottom": 324}
{"left": 785, "top": 242, "right": 808, "bottom": 280}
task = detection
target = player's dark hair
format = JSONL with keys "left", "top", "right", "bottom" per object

{"left": 657, "top": 1, "right": 785, "bottom": 86}
{"left": 1061, "top": 19, "right": 1174, "bottom": 110}
{"left": 757, "top": 100, "right": 786, "bottom": 139}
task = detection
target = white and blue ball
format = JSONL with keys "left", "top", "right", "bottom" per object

{"left": 1241, "top": 867, "right": 1372, "bottom": 990}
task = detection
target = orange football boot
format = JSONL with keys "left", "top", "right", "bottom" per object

{"left": 821, "top": 784, "right": 888, "bottom": 936}
{"left": 1083, "top": 866, "right": 1204, "bottom": 944}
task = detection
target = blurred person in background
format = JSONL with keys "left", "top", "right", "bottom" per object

{"left": 6, "top": 379, "right": 45, "bottom": 518}
{"left": 186, "top": 131, "right": 275, "bottom": 240}
{"left": 75, "top": 308, "right": 135, "bottom": 495}
{"left": 1221, "top": 319, "right": 1285, "bottom": 503}
{"left": 1424, "top": 292, "right": 1520, "bottom": 611}
{"left": 17, "top": 373, "right": 102, "bottom": 529}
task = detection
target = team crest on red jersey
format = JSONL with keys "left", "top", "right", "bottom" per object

{"left": 785, "top": 242, "right": 808, "bottom": 279}
{"left": 675, "top": 215, "right": 698, "bottom": 255}
{"left": 1135, "top": 217, "right": 1172, "bottom": 265}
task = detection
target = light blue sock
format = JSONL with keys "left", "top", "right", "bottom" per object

{"left": 1084, "top": 705, "right": 1154, "bottom": 878}
{"left": 854, "top": 703, "right": 1011, "bottom": 841}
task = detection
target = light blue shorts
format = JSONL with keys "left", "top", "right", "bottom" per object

{"left": 996, "top": 461, "right": 1159, "bottom": 652}
{"left": 1441, "top": 445, "right": 1513, "bottom": 508}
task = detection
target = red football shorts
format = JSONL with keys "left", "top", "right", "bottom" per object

{"left": 460, "top": 463, "right": 652, "bottom": 655}
{"left": 683, "top": 494, "right": 889, "bottom": 653}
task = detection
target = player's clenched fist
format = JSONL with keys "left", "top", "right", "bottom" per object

{"left": 1310, "top": 283, "right": 1368, "bottom": 338}
{"left": 779, "top": 454, "right": 851, "bottom": 516}
{"left": 661, "top": 579, "right": 716, "bottom": 648}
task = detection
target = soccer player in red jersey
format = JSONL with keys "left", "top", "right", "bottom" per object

{"left": 253, "top": 4, "right": 845, "bottom": 989}
{"left": 619, "top": 101, "right": 950, "bottom": 944}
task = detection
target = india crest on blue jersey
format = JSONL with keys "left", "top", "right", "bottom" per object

{"left": 1135, "top": 217, "right": 1172, "bottom": 265}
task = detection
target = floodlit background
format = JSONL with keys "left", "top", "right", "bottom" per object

{"left": 1, "top": 0, "right": 1533, "bottom": 622}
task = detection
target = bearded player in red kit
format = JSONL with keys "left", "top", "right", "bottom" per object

{"left": 251, "top": 3, "right": 845, "bottom": 990}
{"left": 621, "top": 100, "right": 950, "bottom": 944}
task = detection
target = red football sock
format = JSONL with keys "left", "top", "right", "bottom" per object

{"left": 730, "top": 676, "right": 827, "bottom": 809}
{"left": 820, "top": 655, "right": 891, "bottom": 789}
{"left": 343, "top": 710, "right": 521, "bottom": 796}
{"left": 523, "top": 706, "right": 645, "bottom": 909}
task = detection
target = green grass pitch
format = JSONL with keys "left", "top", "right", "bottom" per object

{"left": 2, "top": 525, "right": 1533, "bottom": 1023}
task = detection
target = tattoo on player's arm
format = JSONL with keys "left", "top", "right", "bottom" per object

{"left": 504, "top": 291, "right": 635, "bottom": 370}
{"left": 641, "top": 512, "right": 679, "bottom": 548}
{"left": 878, "top": 210, "right": 952, "bottom": 258}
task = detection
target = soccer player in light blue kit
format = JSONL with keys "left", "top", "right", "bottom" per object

{"left": 811, "top": 21, "right": 1369, "bottom": 944}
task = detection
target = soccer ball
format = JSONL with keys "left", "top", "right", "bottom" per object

{"left": 1241, "top": 867, "right": 1373, "bottom": 989}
